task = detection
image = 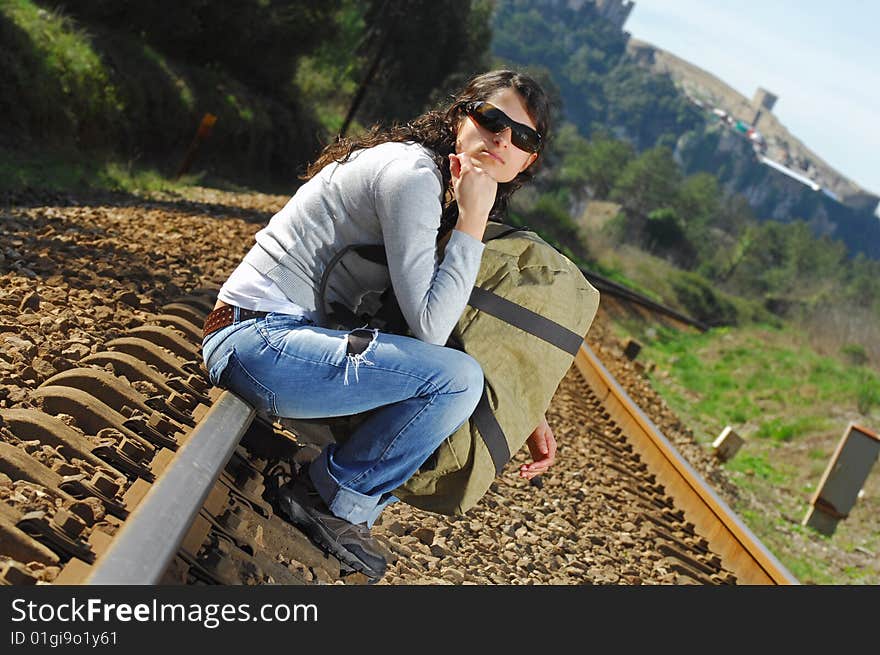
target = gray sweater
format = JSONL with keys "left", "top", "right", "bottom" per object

{"left": 241, "top": 141, "right": 485, "bottom": 345}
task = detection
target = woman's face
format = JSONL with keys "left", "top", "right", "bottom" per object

{"left": 455, "top": 86, "right": 539, "bottom": 184}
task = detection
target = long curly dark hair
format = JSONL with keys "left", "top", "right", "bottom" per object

{"left": 303, "top": 70, "right": 551, "bottom": 234}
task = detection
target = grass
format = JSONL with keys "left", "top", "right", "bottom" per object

{"left": 638, "top": 324, "right": 880, "bottom": 443}
{"left": 140, "top": 43, "right": 195, "bottom": 112}
{"left": 2, "top": 0, "right": 124, "bottom": 137}
{"left": 616, "top": 319, "right": 880, "bottom": 584}
{"left": 588, "top": 260, "right": 666, "bottom": 303}
{"left": 3, "top": 0, "right": 323, "bottom": 193}
{"left": 783, "top": 555, "right": 838, "bottom": 585}
{"left": 0, "top": 146, "right": 207, "bottom": 196}
{"left": 728, "top": 483, "right": 850, "bottom": 584}
{"left": 755, "top": 416, "right": 828, "bottom": 442}
{"left": 726, "top": 452, "right": 792, "bottom": 486}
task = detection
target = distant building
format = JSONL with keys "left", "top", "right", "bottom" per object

{"left": 753, "top": 88, "right": 778, "bottom": 111}
{"left": 751, "top": 87, "right": 778, "bottom": 127}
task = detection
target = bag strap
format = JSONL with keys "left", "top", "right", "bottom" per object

{"left": 467, "top": 286, "right": 584, "bottom": 356}
{"left": 471, "top": 386, "right": 510, "bottom": 476}
{"left": 317, "top": 244, "right": 388, "bottom": 329}
{"left": 317, "top": 224, "right": 525, "bottom": 328}
{"left": 484, "top": 224, "right": 528, "bottom": 242}
{"left": 473, "top": 222, "right": 584, "bottom": 356}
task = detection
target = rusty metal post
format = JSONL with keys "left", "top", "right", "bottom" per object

{"left": 176, "top": 113, "right": 217, "bottom": 179}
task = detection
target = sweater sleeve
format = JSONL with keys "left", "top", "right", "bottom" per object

{"left": 373, "top": 153, "right": 485, "bottom": 345}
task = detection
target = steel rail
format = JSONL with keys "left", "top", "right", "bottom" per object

{"left": 1, "top": 276, "right": 790, "bottom": 586}
{"left": 85, "top": 391, "right": 255, "bottom": 585}
{"left": 574, "top": 341, "right": 799, "bottom": 585}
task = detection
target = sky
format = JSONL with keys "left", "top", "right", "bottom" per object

{"left": 625, "top": 0, "right": 880, "bottom": 200}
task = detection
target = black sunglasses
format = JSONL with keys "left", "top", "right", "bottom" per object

{"left": 466, "top": 101, "right": 542, "bottom": 154}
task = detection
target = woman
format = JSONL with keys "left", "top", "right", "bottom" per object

{"left": 201, "top": 70, "right": 555, "bottom": 581}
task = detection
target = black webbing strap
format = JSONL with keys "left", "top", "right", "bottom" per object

{"left": 470, "top": 386, "right": 510, "bottom": 476}
{"left": 484, "top": 225, "right": 528, "bottom": 242}
{"left": 318, "top": 244, "right": 388, "bottom": 327}
{"left": 467, "top": 286, "right": 584, "bottom": 356}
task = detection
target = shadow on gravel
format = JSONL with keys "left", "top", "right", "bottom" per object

{"left": 1, "top": 188, "right": 279, "bottom": 225}
{"left": 2, "top": 212, "right": 130, "bottom": 268}
{"left": 0, "top": 216, "right": 189, "bottom": 294}
{"left": 0, "top": 194, "right": 238, "bottom": 290}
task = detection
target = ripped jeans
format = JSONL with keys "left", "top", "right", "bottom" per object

{"left": 201, "top": 308, "right": 484, "bottom": 527}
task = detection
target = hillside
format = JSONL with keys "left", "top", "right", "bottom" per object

{"left": 0, "top": 1, "right": 491, "bottom": 191}
{"left": 626, "top": 38, "right": 878, "bottom": 213}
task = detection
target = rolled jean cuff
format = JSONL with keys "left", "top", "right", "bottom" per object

{"left": 308, "top": 446, "right": 397, "bottom": 527}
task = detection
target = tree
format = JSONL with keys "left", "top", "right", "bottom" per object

{"left": 351, "top": 0, "right": 493, "bottom": 128}
{"left": 53, "top": 1, "right": 341, "bottom": 96}
{"left": 721, "top": 219, "right": 848, "bottom": 309}
{"left": 583, "top": 133, "right": 634, "bottom": 199}
{"left": 844, "top": 254, "right": 880, "bottom": 313}
{"left": 676, "top": 172, "right": 721, "bottom": 259}
{"left": 548, "top": 123, "right": 593, "bottom": 188}
{"left": 646, "top": 207, "right": 685, "bottom": 248}
{"left": 490, "top": 0, "right": 700, "bottom": 148}
{"left": 611, "top": 145, "right": 681, "bottom": 216}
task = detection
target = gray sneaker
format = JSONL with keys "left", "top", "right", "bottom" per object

{"left": 275, "top": 473, "right": 387, "bottom": 582}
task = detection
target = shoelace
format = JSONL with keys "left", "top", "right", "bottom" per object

{"left": 331, "top": 523, "right": 370, "bottom": 540}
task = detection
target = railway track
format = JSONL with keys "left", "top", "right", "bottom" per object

{"left": 580, "top": 268, "right": 709, "bottom": 332}
{"left": 0, "top": 279, "right": 798, "bottom": 586}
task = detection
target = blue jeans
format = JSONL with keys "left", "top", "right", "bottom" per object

{"left": 201, "top": 307, "right": 484, "bottom": 527}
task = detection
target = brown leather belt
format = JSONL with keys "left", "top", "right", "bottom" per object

{"left": 203, "top": 305, "right": 269, "bottom": 338}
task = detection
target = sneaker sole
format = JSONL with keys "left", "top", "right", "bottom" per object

{"left": 278, "top": 492, "right": 386, "bottom": 582}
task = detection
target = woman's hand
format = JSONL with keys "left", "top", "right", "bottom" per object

{"left": 519, "top": 413, "right": 557, "bottom": 480}
{"left": 449, "top": 152, "right": 498, "bottom": 241}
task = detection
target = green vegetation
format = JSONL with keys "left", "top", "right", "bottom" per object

{"left": 1, "top": 0, "right": 492, "bottom": 189}
{"left": 641, "top": 325, "right": 880, "bottom": 441}
{"left": 726, "top": 453, "right": 791, "bottom": 486}
{"left": 755, "top": 417, "right": 828, "bottom": 443}
{"left": 293, "top": 0, "right": 366, "bottom": 137}
{"left": 626, "top": 321, "right": 880, "bottom": 584}
{"left": 1, "top": 0, "right": 123, "bottom": 147}
{"left": 491, "top": 0, "right": 701, "bottom": 149}
{"left": 782, "top": 555, "right": 838, "bottom": 585}
{"left": 0, "top": 146, "right": 204, "bottom": 195}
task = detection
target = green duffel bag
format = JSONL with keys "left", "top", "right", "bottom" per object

{"left": 316, "top": 223, "right": 600, "bottom": 515}
{"left": 394, "top": 223, "right": 600, "bottom": 515}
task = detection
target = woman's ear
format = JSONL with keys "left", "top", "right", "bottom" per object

{"left": 519, "top": 152, "right": 538, "bottom": 173}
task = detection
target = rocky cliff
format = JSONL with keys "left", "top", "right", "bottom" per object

{"left": 675, "top": 124, "right": 880, "bottom": 259}
{"left": 627, "top": 39, "right": 877, "bottom": 208}
{"left": 628, "top": 38, "right": 880, "bottom": 259}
